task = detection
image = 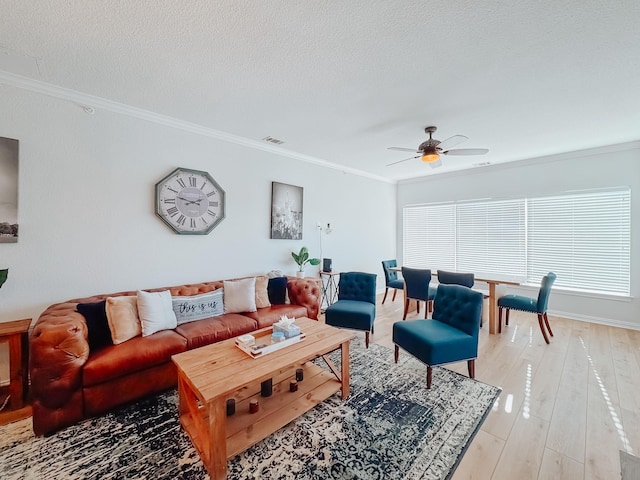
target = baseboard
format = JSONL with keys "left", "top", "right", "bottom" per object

{"left": 548, "top": 309, "right": 640, "bottom": 331}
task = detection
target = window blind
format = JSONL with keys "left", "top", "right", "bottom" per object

{"left": 403, "top": 203, "right": 455, "bottom": 270}
{"left": 402, "top": 187, "right": 631, "bottom": 296}
{"left": 456, "top": 199, "right": 526, "bottom": 276}
{"left": 527, "top": 188, "right": 630, "bottom": 295}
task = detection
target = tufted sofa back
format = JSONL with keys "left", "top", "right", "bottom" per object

{"left": 337, "top": 272, "right": 377, "bottom": 304}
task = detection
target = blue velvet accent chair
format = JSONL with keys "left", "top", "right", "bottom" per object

{"left": 393, "top": 284, "right": 483, "bottom": 388}
{"left": 381, "top": 260, "right": 404, "bottom": 304}
{"left": 325, "top": 272, "right": 377, "bottom": 348}
{"left": 437, "top": 270, "right": 486, "bottom": 327}
{"left": 498, "top": 272, "right": 557, "bottom": 344}
{"left": 401, "top": 267, "right": 437, "bottom": 320}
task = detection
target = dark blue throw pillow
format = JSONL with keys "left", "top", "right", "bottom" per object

{"left": 267, "top": 277, "right": 288, "bottom": 305}
{"left": 77, "top": 300, "right": 113, "bottom": 351}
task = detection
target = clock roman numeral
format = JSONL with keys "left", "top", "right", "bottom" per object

{"left": 176, "top": 178, "right": 186, "bottom": 188}
{"left": 167, "top": 206, "right": 179, "bottom": 217}
{"left": 167, "top": 187, "right": 179, "bottom": 194}
{"left": 201, "top": 217, "right": 209, "bottom": 225}
{"left": 209, "top": 201, "right": 218, "bottom": 207}
{"left": 200, "top": 181, "right": 207, "bottom": 190}
{"left": 189, "top": 177, "right": 197, "bottom": 187}
{"left": 190, "top": 218, "right": 196, "bottom": 228}
{"left": 177, "top": 214, "right": 186, "bottom": 226}
{"left": 207, "top": 190, "right": 217, "bottom": 197}
{"left": 164, "top": 198, "right": 175, "bottom": 204}
{"left": 208, "top": 210, "right": 217, "bottom": 218}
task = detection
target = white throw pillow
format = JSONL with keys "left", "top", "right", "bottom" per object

{"left": 137, "top": 290, "right": 177, "bottom": 337}
{"left": 172, "top": 290, "right": 224, "bottom": 325}
{"left": 224, "top": 278, "right": 257, "bottom": 313}
{"left": 105, "top": 296, "right": 141, "bottom": 344}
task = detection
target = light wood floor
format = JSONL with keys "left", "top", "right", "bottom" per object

{"left": 321, "top": 293, "right": 640, "bottom": 480}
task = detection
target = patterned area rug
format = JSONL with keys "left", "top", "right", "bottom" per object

{"left": 0, "top": 340, "right": 500, "bottom": 480}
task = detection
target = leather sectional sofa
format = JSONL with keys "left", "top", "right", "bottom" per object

{"left": 29, "top": 276, "right": 320, "bottom": 435}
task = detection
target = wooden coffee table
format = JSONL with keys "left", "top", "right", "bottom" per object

{"left": 171, "top": 317, "right": 353, "bottom": 480}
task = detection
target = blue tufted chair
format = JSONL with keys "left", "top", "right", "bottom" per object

{"left": 498, "top": 272, "right": 557, "bottom": 344}
{"left": 325, "top": 272, "right": 377, "bottom": 348}
{"left": 393, "top": 284, "right": 483, "bottom": 388}
{"left": 381, "top": 260, "right": 404, "bottom": 304}
{"left": 401, "top": 267, "right": 437, "bottom": 320}
{"left": 437, "top": 270, "right": 486, "bottom": 328}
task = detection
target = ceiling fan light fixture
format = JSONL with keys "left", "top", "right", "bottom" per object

{"left": 421, "top": 150, "right": 440, "bottom": 163}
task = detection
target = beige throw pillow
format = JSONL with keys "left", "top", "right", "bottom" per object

{"left": 105, "top": 296, "right": 141, "bottom": 344}
{"left": 224, "top": 278, "right": 257, "bottom": 313}
{"left": 255, "top": 276, "right": 271, "bottom": 308}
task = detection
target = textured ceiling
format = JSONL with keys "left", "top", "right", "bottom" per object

{"left": 1, "top": 0, "right": 639, "bottom": 181}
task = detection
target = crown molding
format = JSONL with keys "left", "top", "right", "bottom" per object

{"left": 0, "top": 69, "right": 394, "bottom": 184}
{"left": 398, "top": 140, "right": 640, "bottom": 185}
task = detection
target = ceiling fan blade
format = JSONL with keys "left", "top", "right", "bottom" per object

{"left": 387, "top": 147, "right": 419, "bottom": 153}
{"left": 429, "top": 159, "right": 442, "bottom": 169}
{"left": 437, "top": 135, "right": 468, "bottom": 151}
{"left": 386, "top": 155, "right": 420, "bottom": 166}
{"left": 443, "top": 148, "right": 489, "bottom": 156}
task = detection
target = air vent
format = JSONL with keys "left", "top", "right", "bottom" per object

{"left": 262, "top": 136, "right": 284, "bottom": 145}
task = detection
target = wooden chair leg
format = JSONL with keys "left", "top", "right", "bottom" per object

{"left": 392, "top": 289, "right": 398, "bottom": 301}
{"left": 416, "top": 301, "right": 420, "bottom": 315}
{"left": 382, "top": 288, "right": 389, "bottom": 304}
{"left": 543, "top": 312, "right": 553, "bottom": 337}
{"left": 424, "top": 304, "right": 428, "bottom": 319}
{"left": 468, "top": 359, "right": 475, "bottom": 379}
{"left": 403, "top": 299, "right": 409, "bottom": 320}
{"left": 365, "top": 331, "right": 370, "bottom": 348}
{"left": 537, "top": 313, "right": 550, "bottom": 344}
{"left": 371, "top": 324, "right": 374, "bottom": 335}
{"left": 505, "top": 309, "right": 510, "bottom": 326}
{"left": 498, "top": 307, "right": 503, "bottom": 333}
{"left": 394, "top": 345, "right": 399, "bottom": 363}
{"left": 426, "top": 366, "right": 433, "bottom": 389}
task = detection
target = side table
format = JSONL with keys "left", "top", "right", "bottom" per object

{"left": 320, "top": 271, "right": 340, "bottom": 311}
{"left": 0, "top": 318, "right": 32, "bottom": 411}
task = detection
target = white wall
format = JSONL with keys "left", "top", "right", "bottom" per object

{"left": 397, "top": 144, "right": 640, "bottom": 330}
{"left": 0, "top": 86, "right": 396, "bottom": 325}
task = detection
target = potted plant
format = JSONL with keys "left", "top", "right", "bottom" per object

{"left": 291, "top": 246, "right": 320, "bottom": 277}
{"left": 0, "top": 268, "right": 7, "bottom": 289}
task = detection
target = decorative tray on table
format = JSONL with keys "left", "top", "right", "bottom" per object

{"left": 235, "top": 327, "right": 306, "bottom": 359}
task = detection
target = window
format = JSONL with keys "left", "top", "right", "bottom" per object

{"left": 403, "top": 187, "right": 631, "bottom": 296}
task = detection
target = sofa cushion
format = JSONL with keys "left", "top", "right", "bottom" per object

{"left": 224, "top": 278, "right": 257, "bottom": 313}
{"left": 175, "top": 313, "right": 258, "bottom": 350}
{"left": 243, "top": 304, "right": 308, "bottom": 329}
{"left": 76, "top": 300, "right": 113, "bottom": 351}
{"left": 255, "top": 276, "right": 271, "bottom": 308}
{"left": 267, "top": 277, "right": 288, "bottom": 304}
{"left": 137, "top": 290, "right": 177, "bottom": 336}
{"left": 83, "top": 329, "right": 187, "bottom": 387}
{"left": 105, "top": 296, "right": 141, "bottom": 344}
{"left": 172, "top": 289, "right": 224, "bottom": 325}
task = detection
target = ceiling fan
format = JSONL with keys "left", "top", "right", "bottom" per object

{"left": 386, "top": 126, "right": 488, "bottom": 168}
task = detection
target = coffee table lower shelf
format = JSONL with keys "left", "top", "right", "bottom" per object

{"left": 178, "top": 362, "right": 342, "bottom": 476}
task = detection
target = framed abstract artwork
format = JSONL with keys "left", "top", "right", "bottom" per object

{"left": 270, "top": 182, "right": 303, "bottom": 240}
{"left": 0, "top": 137, "right": 19, "bottom": 243}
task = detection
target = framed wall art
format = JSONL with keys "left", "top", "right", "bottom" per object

{"left": 0, "top": 137, "right": 19, "bottom": 244}
{"left": 270, "top": 182, "right": 303, "bottom": 240}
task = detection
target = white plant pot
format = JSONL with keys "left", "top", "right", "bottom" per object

{"left": 296, "top": 271, "right": 304, "bottom": 278}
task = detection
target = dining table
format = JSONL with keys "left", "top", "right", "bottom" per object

{"left": 390, "top": 267, "right": 522, "bottom": 335}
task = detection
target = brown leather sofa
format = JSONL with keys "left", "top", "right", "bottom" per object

{"left": 29, "top": 276, "right": 320, "bottom": 435}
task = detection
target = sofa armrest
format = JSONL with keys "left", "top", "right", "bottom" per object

{"left": 287, "top": 277, "right": 321, "bottom": 320}
{"left": 30, "top": 303, "right": 90, "bottom": 435}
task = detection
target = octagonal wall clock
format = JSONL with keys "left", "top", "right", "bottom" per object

{"left": 155, "top": 167, "right": 226, "bottom": 235}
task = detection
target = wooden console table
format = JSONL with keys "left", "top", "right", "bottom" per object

{"left": 0, "top": 318, "right": 31, "bottom": 411}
